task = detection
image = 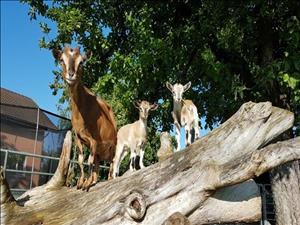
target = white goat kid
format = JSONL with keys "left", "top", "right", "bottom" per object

{"left": 112, "top": 100, "right": 158, "bottom": 178}
{"left": 166, "top": 82, "right": 200, "bottom": 151}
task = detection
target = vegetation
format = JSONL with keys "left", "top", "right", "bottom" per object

{"left": 21, "top": 0, "right": 300, "bottom": 166}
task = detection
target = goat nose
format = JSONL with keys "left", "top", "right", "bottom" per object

{"left": 69, "top": 71, "right": 75, "bottom": 77}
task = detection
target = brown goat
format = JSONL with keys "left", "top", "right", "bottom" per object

{"left": 52, "top": 46, "right": 117, "bottom": 191}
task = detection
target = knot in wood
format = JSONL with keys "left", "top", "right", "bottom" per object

{"left": 251, "top": 152, "right": 262, "bottom": 164}
{"left": 124, "top": 191, "right": 146, "bottom": 221}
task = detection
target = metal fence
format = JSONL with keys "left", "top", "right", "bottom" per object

{"left": 0, "top": 148, "right": 60, "bottom": 197}
{"left": 0, "top": 104, "right": 71, "bottom": 197}
{"left": 0, "top": 103, "right": 112, "bottom": 198}
{"left": 259, "top": 184, "right": 276, "bottom": 225}
{"left": 0, "top": 148, "right": 110, "bottom": 198}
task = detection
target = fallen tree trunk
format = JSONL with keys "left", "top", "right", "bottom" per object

{"left": 1, "top": 101, "right": 299, "bottom": 225}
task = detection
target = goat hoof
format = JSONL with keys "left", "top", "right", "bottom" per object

{"left": 77, "top": 177, "right": 85, "bottom": 189}
{"left": 82, "top": 179, "right": 93, "bottom": 191}
{"left": 82, "top": 184, "right": 87, "bottom": 191}
{"left": 86, "top": 182, "right": 96, "bottom": 192}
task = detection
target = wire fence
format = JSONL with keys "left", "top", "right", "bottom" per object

{"left": 0, "top": 148, "right": 110, "bottom": 198}
{"left": 0, "top": 103, "right": 71, "bottom": 197}
{"left": 0, "top": 103, "right": 111, "bottom": 198}
{"left": 0, "top": 148, "right": 60, "bottom": 196}
{"left": 259, "top": 184, "right": 276, "bottom": 225}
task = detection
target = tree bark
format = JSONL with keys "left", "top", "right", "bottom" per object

{"left": 0, "top": 101, "right": 299, "bottom": 225}
{"left": 270, "top": 160, "right": 300, "bottom": 225}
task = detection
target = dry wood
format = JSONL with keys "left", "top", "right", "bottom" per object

{"left": 270, "top": 160, "right": 300, "bottom": 225}
{"left": 0, "top": 167, "right": 15, "bottom": 205}
{"left": 162, "top": 212, "right": 190, "bottom": 225}
{"left": 189, "top": 179, "right": 261, "bottom": 224}
{"left": 1, "top": 101, "right": 299, "bottom": 225}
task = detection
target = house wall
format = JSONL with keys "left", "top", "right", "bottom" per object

{"left": 0, "top": 119, "right": 43, "bottom": 189}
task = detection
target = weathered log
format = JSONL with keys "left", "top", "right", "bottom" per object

{"left": 270, "top": 160, "right": 300, "bottom": 225}
{"left": 189, "top": 179, "right": 261, "bottom": 224}
{"left": 1, "top": 101, "right": 299, "bottom": 225}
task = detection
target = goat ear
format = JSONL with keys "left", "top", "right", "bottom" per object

{"left": 82, "top": 50, "right": 92, "bottom": 62}
{"left": 133, "top": 100, "right": 141, "bottom": 109}
{"left": 150, "top": 103, "right": 159, "bottom": 111}
{"left": 52, "top": 49, "right": 62, "bottom": 60}
{"left": 183, "top": 81, "right": 191, "bottom": 92}
{"left": 166, "top": 82, "right": 173, "bottom": 92}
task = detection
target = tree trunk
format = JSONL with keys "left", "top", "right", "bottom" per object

{"left": 270, "top": 160, "right": 300, "bottom": 225}
{"left": 257, "top": 9, "right": 299, "bottom": 224}
{"left": 1, "top": 101, "right": 299, "bottom": 225}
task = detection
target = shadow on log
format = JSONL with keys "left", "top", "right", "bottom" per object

{"left": 1, "top": 101, "right": 299, "bottom": 225}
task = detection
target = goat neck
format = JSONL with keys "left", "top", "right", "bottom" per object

{"left": 68, "top": 81, "right": 86, "bottom": 107}
{"left": 172, "top": 99, "right": 183, "bottom": 122}
{"left": 138, "top": 115, "right": 148, "bottom": 131}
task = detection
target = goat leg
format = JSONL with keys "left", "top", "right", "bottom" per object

{"left": 139, "top": 145, "right": 145, "bottom": 169}
{"left": 82, "top": 153, "right": 95, "bottom": 191}
{"left": 111, "top": 143, "right": 124, "bottom": 179}
{"left": 130, "top": 151, "right": 137, "bottom": 171}
{"left": 82, "top": 163, "right": 94, "bottom": 191}
{"left": 193, "top": 121, "right": 200, "bottom": 141}
{"left": 108, "top": 163, "right": 114, "bottom": 180}
{"left": 174, "top": 123, "right": 181, "bottom": 152}
{"left": 92, "top": 157, "right": 100, "bottom": 184}
{"left": 185, "top": 125, "right": 192, "bottom": 146}
{"left": 76, "top": 143, "right": 85, "bottom": 189}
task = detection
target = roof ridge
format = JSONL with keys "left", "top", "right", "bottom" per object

{"left": 0, "top": 87, "right": 60, "bottom": 130}
{"left": 0, "top": 87, "right": 39, "bottom": 108}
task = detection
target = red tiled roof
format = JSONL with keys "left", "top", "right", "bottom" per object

{"left": 0, "top": 88, "right": 58, "bottom": 130}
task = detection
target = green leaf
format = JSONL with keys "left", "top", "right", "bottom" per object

{"left": 283, "top": 73, "right": 289, "bottom": 82}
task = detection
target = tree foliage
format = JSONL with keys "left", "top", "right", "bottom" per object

{"left": 21, "top": 0, "right": 300, "bottom": 156}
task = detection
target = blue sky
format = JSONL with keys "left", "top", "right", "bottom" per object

{"left": 1, "top": 1, "right": 61, "bottom": 114}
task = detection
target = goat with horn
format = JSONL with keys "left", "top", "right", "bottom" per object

{"left": 52, "top": 46, "right": 117, "bottom": 191}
